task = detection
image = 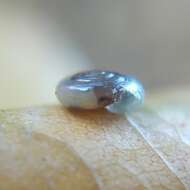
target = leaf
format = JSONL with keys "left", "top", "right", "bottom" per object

{"left": 0, "top": 89, "right": 189, "bottom": 190}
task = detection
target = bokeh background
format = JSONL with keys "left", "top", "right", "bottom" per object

{"left": 0, "top": 0, "right": 190, "bottom": 109}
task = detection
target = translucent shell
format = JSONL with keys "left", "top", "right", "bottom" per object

{"left": 55, "top": 70, "right": 144, "bottom": 114}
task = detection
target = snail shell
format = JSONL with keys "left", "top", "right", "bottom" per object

{"left": 56, "top": 70, "right": 144, "bottom": 114}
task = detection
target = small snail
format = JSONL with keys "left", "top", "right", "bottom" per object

{"left": 56, "top": 70, "right": 144, "bottom": 114}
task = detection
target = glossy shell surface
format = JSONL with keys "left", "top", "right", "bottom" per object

{"left": 55, "top": 70, "right": 144, "bottom": 113}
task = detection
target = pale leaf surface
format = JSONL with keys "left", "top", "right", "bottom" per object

{"left": 0, "top": 89, "right": 189, "bottom": 189}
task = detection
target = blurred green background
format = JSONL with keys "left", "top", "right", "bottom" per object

{"left": 1, "top": 1, "right": 190, "bottom": 109}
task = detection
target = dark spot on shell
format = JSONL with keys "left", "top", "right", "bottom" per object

{"left": 98, "top": 96, "right": 113, "bottom": 107}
